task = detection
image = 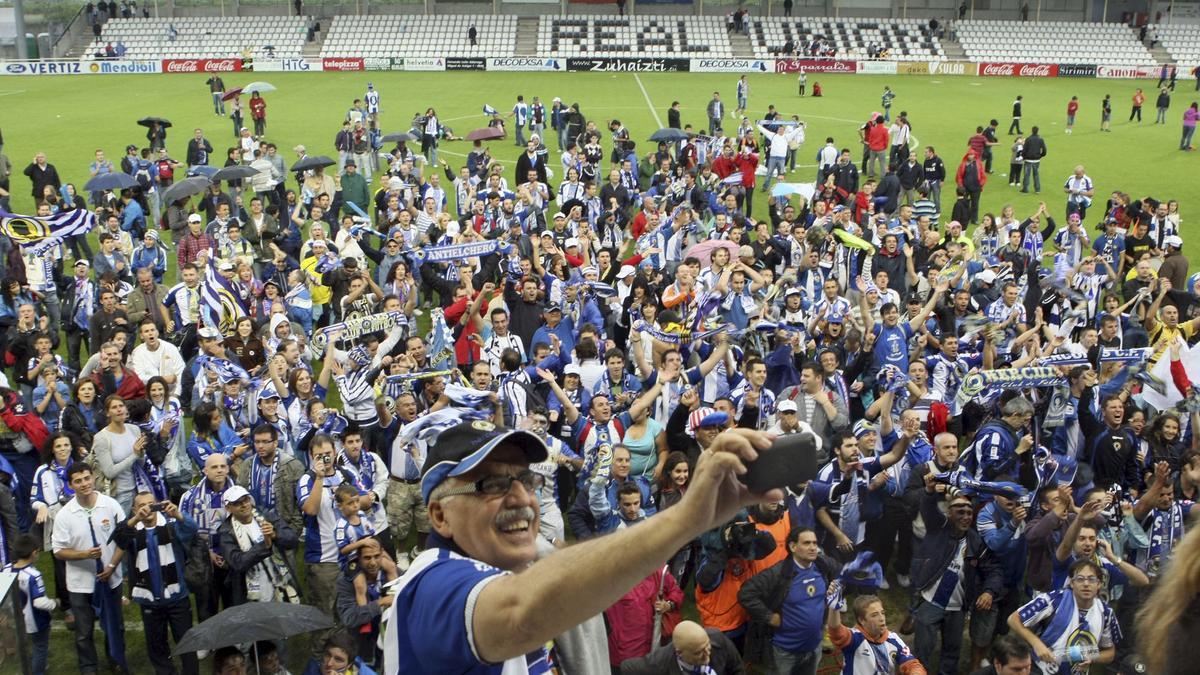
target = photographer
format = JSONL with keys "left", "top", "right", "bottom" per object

{"left": 693, "top": 504, "right": 779, "bottom": 653}
{"left": 298, "top": 434, "right": 372, "bottom": 640}
{"left": 110, "top": 491, "right": 200, "bottom": 675}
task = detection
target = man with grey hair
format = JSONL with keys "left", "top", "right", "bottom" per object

{"left": 382, "top": 419, "right": 779, "bottom": 672}
{"left": 959, "top": 396, "right": 1035, "bottom": 482}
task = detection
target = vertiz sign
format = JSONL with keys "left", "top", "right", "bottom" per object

{"left": 978, "top": 62, "right": 1057, "bottom": 77}
{"left": 773, "top": 59, "right": 855, "bottom": 74}
{"left": 162, "top": 58, "right": 243, "bottom": 73}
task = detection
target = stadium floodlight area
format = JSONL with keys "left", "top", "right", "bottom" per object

{"left": 85, "top": 16, "right": 308, "bottom": 60}
{"left": 322, "top": 15, "right": 519, "bottom": 59}
{"left": 957, "top": 20, "right": 1156, "bottom": 65}
{"left": 748, "top": 17, "right": 945, "bottom": 62}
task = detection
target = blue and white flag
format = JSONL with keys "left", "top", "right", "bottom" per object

{"left": 200, "top": 260, "right": 249, "bottom": 335}
{"left": 412, "top": 239, "right": 506, "bottom": 265}
{"left": 393, "top": 407, "right": 489, "bottom": 452}
{"left": 1, "top": 208, "right": 97, "bottom": 245}
{"left": 195, "top": 356, "right": 251, "bottom": 384}
{"left": 443, "top": 383, "right": 494, "bottom": 409}
{"left": 319, "top": 410, "right": 350, "bottom": 437}
{"left": 428, "top": 308, "right": 456, "bottom": 372}
{"left": 1, "top": 208, "right": 97, "bottom": 256}
{"left": 482, "top": 104, "right": 497, "bottom": 116}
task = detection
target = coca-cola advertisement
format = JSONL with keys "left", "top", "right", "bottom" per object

{"left": 979, "top": 62, "right": 1057, "bottom": 78}
{"left": 774, "top": 59, "right": 855, "bottom": 74}
{"left": 322, "top": 57, "right": 364, "bottom": 72}
{"left": 161, "top": 58, "right": 244, "bottom": 73}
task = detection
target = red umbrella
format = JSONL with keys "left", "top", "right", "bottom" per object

{"left": 220, "top": 88, "right": 244, "bottom": 101}
{"left": 684, "top": 239, "right": 741, "bottom": 267}
{"left": 466, "top": 127, "right": 505, "bottom": 142}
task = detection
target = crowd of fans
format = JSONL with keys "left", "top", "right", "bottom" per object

{"left": 0, "top": 75, "right": 1195, "bottom": 675}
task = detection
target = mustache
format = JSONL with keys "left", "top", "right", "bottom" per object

{"left": 495, "top": 506, "right": 537, "bottom": 529}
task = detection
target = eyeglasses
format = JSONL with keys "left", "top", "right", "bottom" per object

{"left": 439, "top": 469, "right": 545, "bottom": 499}
{"left": 1073, "top": 575, "right": 1101, "bottom": 585}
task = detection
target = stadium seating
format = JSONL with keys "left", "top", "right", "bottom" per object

{"left": 956, "top": 20, "right": 1155, "bottom": 65}
{"left": 537, "top": 16, "right": 733, "bottom": 57}
{"left": 322, "top": 15, "right": 518, "bottom": 59}
{"left": 1151, "top": 23, "right": 1200, "bottom": 70}
{"left": 748, "top": 17, "right": 944, "bottom": 61}
{"left": 85, "top": 16, "right": 308, "bottom": 60}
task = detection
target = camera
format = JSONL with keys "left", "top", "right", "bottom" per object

{"left": 150, "top": 503, "right": 165, "bottom": 512}
{"left": 724, "top": 521, "right": 777, "bottom": 561}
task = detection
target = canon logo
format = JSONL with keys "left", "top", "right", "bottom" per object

{"left": 1098, "top": 66, "right": 1137, "bottom": 78}
{"left": 165, "top": 61, "right": 198, "bottom": 72}
{"left": 204, "top": 59, "right": 239, "bottom": 72}
{"left": 1018, "top": 64, "right": 1053, "bottom": 77}
{"left": 981, "top": 63, "right": 1015, "bottom": 76}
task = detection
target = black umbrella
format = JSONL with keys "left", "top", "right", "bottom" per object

{"left": 648, "top": 128, "right": 689, "bottom": 143}
{"left": 291, "top": 155, "right": 336, "bottom": 172}
{"left": 211, "top": 165, "right": 260, "bottom": 182}
{"left": 381, "top": 131, "right": 417, "bottom": 143}
{"left": 84, "top": 173, "right": 138, "bottom": 192}
{"left": 138, "top": 116, "right": 172, "bottom": 128}
{"left": 172, "top": 602, "right": 333, "bottom": 656}
{"left": 160, "top": 176, "right": 212, "bottom": 204}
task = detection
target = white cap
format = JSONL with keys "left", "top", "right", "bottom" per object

{"left": 444, "top": 221, "right": 460, "bottom": 238}
{"left": 222, "top": 485, "right": 252, "bottom": 506}
{"left": 564, "top": 237, "right": 580, "bottom": 249}
{"left": 1164, "top": 235, "right": 1183, "bottom": 249}
{"left": 777, "top": 399, "right": 799, "bottom": 413}
{"left": 564, "top": 364, "right": 582, "bottom": 376}
{"left": 616, "top": 265, "right": 636, "bottom": 279}
{"left": 978, "top": 270, "right": 997, "bottom": 284}
{"left": 187, "top": 213, "right": 202, "bottom": 223}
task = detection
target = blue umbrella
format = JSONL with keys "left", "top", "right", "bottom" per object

{"left": 187, "top": 165, "right": 219, "bottom": 179}
{"left": 84, "top": 172, "right": 138, "bottom": 192}
{"left": 649, "top": 128, "right": 689, "bottom": 143}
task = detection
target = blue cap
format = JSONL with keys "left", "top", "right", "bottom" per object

{"left": 420, "top": 420, "right": 548, "bottom": 502}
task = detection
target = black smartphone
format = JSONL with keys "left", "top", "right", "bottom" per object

{"left": 739, "top": 432, "right": 820, "bottom": 493}
{"left": 150, "top": 503, "right": 166, "bottom": 512}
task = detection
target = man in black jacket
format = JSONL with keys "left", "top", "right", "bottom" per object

{"left": 620, "top": 620, "right": 745, "bottom": 674}
{"left": 922, "top": 146, "right": 946, "bottom": 211}
{"left": 216, "top": 486, "right": 299, "bottom": 606}
{"left": 1020, "top": 127, "right": 1046, "bottom": 193}
{"left": 911, "top": 478, "right": 1005, "bottom": 675}
{"left": 738, "top": 526, "right": 838, "bottom": 673}
{"left": 185, "top": 128, "right": 213, "bottom": 167}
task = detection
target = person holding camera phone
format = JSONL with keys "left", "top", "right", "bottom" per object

{"left": 298, "top": 433, "right": 372, "bottom": 654}
{"left": 111, "top": 491, "right": 200, "bottom": 675}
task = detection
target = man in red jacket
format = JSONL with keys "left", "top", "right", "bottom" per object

{"left": 736, "top": 148, "right": 759, "bottom": 216}
{"left": 866, "top": 115, "right": 890, "bottom": 179}
{"left": 955, "top": 149, "right": 987, "bottom": 226}
{"left": 90, "top": 340, "right": 147, "bottom": 401}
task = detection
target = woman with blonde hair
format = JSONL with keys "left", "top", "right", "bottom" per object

{"left": 1136, "top": 523, "right": 1200, "bottom": 674}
